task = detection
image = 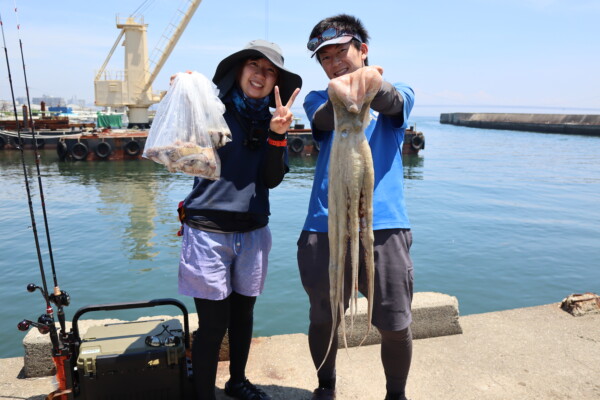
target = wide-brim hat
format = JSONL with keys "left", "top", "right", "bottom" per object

{"left": 212, "top": 39, "right": 302, "bottom": 108}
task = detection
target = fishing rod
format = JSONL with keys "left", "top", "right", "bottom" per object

{"left": 3, "top": 5, "right": 73, "bottom": 398}
{"left": 0, "top": 9, "right": 56, "bottom": 331}
{"left": 13, "top": 2, "right": 71, "bottom": 334}
{"left": 2, "top": 0, "right": 74, "bottom": 379}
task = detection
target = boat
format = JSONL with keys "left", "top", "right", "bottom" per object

{"left": 1, "top": 122, "right": 425, "bottom": 160}
{"left": 0, "top": 128, "right": 86, "bottom": 150}
{"left": 1, "top": 106, "right": 425, "bottom": 160}
{"left": 0, "top": 109, "right": 144, "bottom": 160}
{"left": 286, "top": 123, "right": 425, "bottom": 157}
{"left": 0, "top": 103, "right": 96, "bottom": 150}
{"left": 405, "top": 125, "right": 426, "bottom": 155}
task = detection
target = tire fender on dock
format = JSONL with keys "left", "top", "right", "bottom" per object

{"left": 57, "top": 141, "right": 68, "bottom": 159}
{"left": 71, "top": 142, "right": 89, "bottom": 161}
{"left": 411, "top": 134, "right": 425, "bottom": 150}
{"left": 9, "top": 136, "right": 24, "bottom": 148}
{"left": 95, "top": 141, "right": 112, "bottom": 159}
{"left": 124, "top": 140, "right": 141, "bottom": 156}
{"left": 290, "top": 137, "right": 304, "bottom": 153}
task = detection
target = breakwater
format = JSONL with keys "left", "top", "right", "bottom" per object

{"left": 440, "top": 112, "right": 600, "bottom": 135}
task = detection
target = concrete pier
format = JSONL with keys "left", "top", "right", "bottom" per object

{"left": 2, "top": 295, "right": 599, "bottom": 399}
{"left": 440, "top": 112, "right": 600, "bottom": 135}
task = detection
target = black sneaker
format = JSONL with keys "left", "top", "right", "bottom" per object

{"left": 384, "top": 395, "right": 409, "bottom": 400}
{"left": 224, "top": 379, "right": 271, "bottom": 400}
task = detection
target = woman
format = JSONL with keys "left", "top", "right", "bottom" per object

{"left": 178, "top": 40, "right": 301, "bottom": 400}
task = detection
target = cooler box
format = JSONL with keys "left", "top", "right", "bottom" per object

{"left": 70, "top": 299, "right": 192, "bottom": 400}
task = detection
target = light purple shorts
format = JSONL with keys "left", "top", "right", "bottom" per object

{"left": 178, "top": 224, "right": 272, "bottom": 300}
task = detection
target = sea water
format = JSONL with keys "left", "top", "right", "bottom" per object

{"left": 1, "top": 115, "right": 599, "bottom": 358}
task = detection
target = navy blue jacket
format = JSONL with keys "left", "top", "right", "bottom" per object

{"left": 183, "top": 103, "right": 288, "bottom": 232}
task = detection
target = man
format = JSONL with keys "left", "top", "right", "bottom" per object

{"left": 297, "top": 14, "right": 415, "bottom": 400}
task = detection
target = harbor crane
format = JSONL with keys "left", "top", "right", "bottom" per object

{"left": 94, "top": 0, "right": 202, "bottom": 128}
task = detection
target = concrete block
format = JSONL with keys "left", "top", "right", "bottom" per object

{"left": 337, "top": 297, "right": 379, "bottom": 348}
{"left": 337, "top": 291, "right": 462, "bottom": 348}
{"left": 22, "top": 329, "right": 56, "bottom": 378}
{"left": 411, "top": 291, "right": 462, "bottom": 339}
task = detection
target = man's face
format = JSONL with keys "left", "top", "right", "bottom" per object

{"left": 317, "top": 41, "right": 368, "bottom": 80}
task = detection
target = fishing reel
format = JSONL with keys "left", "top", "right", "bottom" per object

{"left": 17, "top": 314, "right": 53, "bottom": 335}
{"left": 21, "top": 283, "right": 70, "bottom": 341}
{"left": 27, "top": 283, "right": 70, "bottom": 307}
{"left": 50, "top": 288, "right": 71, "bottom": 308}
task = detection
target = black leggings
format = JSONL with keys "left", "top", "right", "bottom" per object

{"left": 192, "top": 292, "right": 257, "bottom": 400}
{"left": 309, "top": 321, "right": 412, "bottom": 395}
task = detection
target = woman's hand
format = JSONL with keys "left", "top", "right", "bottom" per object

{"left": 170, "top": 70, "right": 193, "bottom": 85}
{"left": 270, "top": 86, "right": 301, "bottom": 134}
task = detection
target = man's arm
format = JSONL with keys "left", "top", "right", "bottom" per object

{"left": 311, "top": 100, "right": 335, "bottom": 132}
{"left": 304, "top": 90, "right": 333, "bottom": 141}
{"left": 370, "top": 81, "right": 405, "bottom": 117}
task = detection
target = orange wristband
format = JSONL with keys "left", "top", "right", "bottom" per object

{"left": 268, "top": 137, "right": 288, "bottom": 147}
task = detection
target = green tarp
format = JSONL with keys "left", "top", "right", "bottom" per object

{"left": 96, "top": 113, "right": 123, "bottom": 128}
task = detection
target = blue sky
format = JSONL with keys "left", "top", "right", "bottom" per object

{"left": 0, "top": 0, "right": 599, "bottom": 117}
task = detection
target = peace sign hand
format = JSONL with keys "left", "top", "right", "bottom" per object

{"left": 270, "top": 86, "right": 301, "bottom": 134}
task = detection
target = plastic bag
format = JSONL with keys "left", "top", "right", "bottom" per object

{"left": 143, "top": 71, "right": 232, "bottom": 179}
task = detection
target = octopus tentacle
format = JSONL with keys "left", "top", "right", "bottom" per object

{"left": 358, "top": 144, "right": 375, "bottom": 345}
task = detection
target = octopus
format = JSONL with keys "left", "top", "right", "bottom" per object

{"left": 171, "top": 151, "right": 220, "bottom": 179}
{"left": 320, "top": 67, "right": 383, "bottom": 369}
{"left": 144, "top": 140, "right": 221, "bottom": 180}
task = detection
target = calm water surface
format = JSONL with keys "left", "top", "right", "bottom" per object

{"left": 1, "top": 115, "right": 599, "bottom": 358}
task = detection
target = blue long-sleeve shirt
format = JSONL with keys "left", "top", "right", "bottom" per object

{"left": 301, "top": 82, "right": 415, "bottom": 232}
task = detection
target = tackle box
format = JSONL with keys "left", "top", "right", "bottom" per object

{"left": 70, "top": 298, "right": 192, "bottom": 400}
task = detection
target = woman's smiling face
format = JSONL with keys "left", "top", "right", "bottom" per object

{"left": 238, "top": 57, "right": 279, "bottom": 99}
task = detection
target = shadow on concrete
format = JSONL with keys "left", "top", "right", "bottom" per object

{"left": 215, "top": 385, "right": 313, "bottom": 399}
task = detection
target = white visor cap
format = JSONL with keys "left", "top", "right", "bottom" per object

{"left": 310, "top": 35, "right": 355, "bottom": 57}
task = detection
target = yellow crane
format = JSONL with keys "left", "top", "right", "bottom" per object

{"left": 94, "top": 0, "right": 202, "bottom": 128}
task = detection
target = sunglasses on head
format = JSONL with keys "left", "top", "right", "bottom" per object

{"left": 307, "top": 27, "right": 362, "bottom": 51}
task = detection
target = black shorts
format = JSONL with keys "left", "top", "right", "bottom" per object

{"left": 297, "top": 229, "right": 414, "bottom": 331}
